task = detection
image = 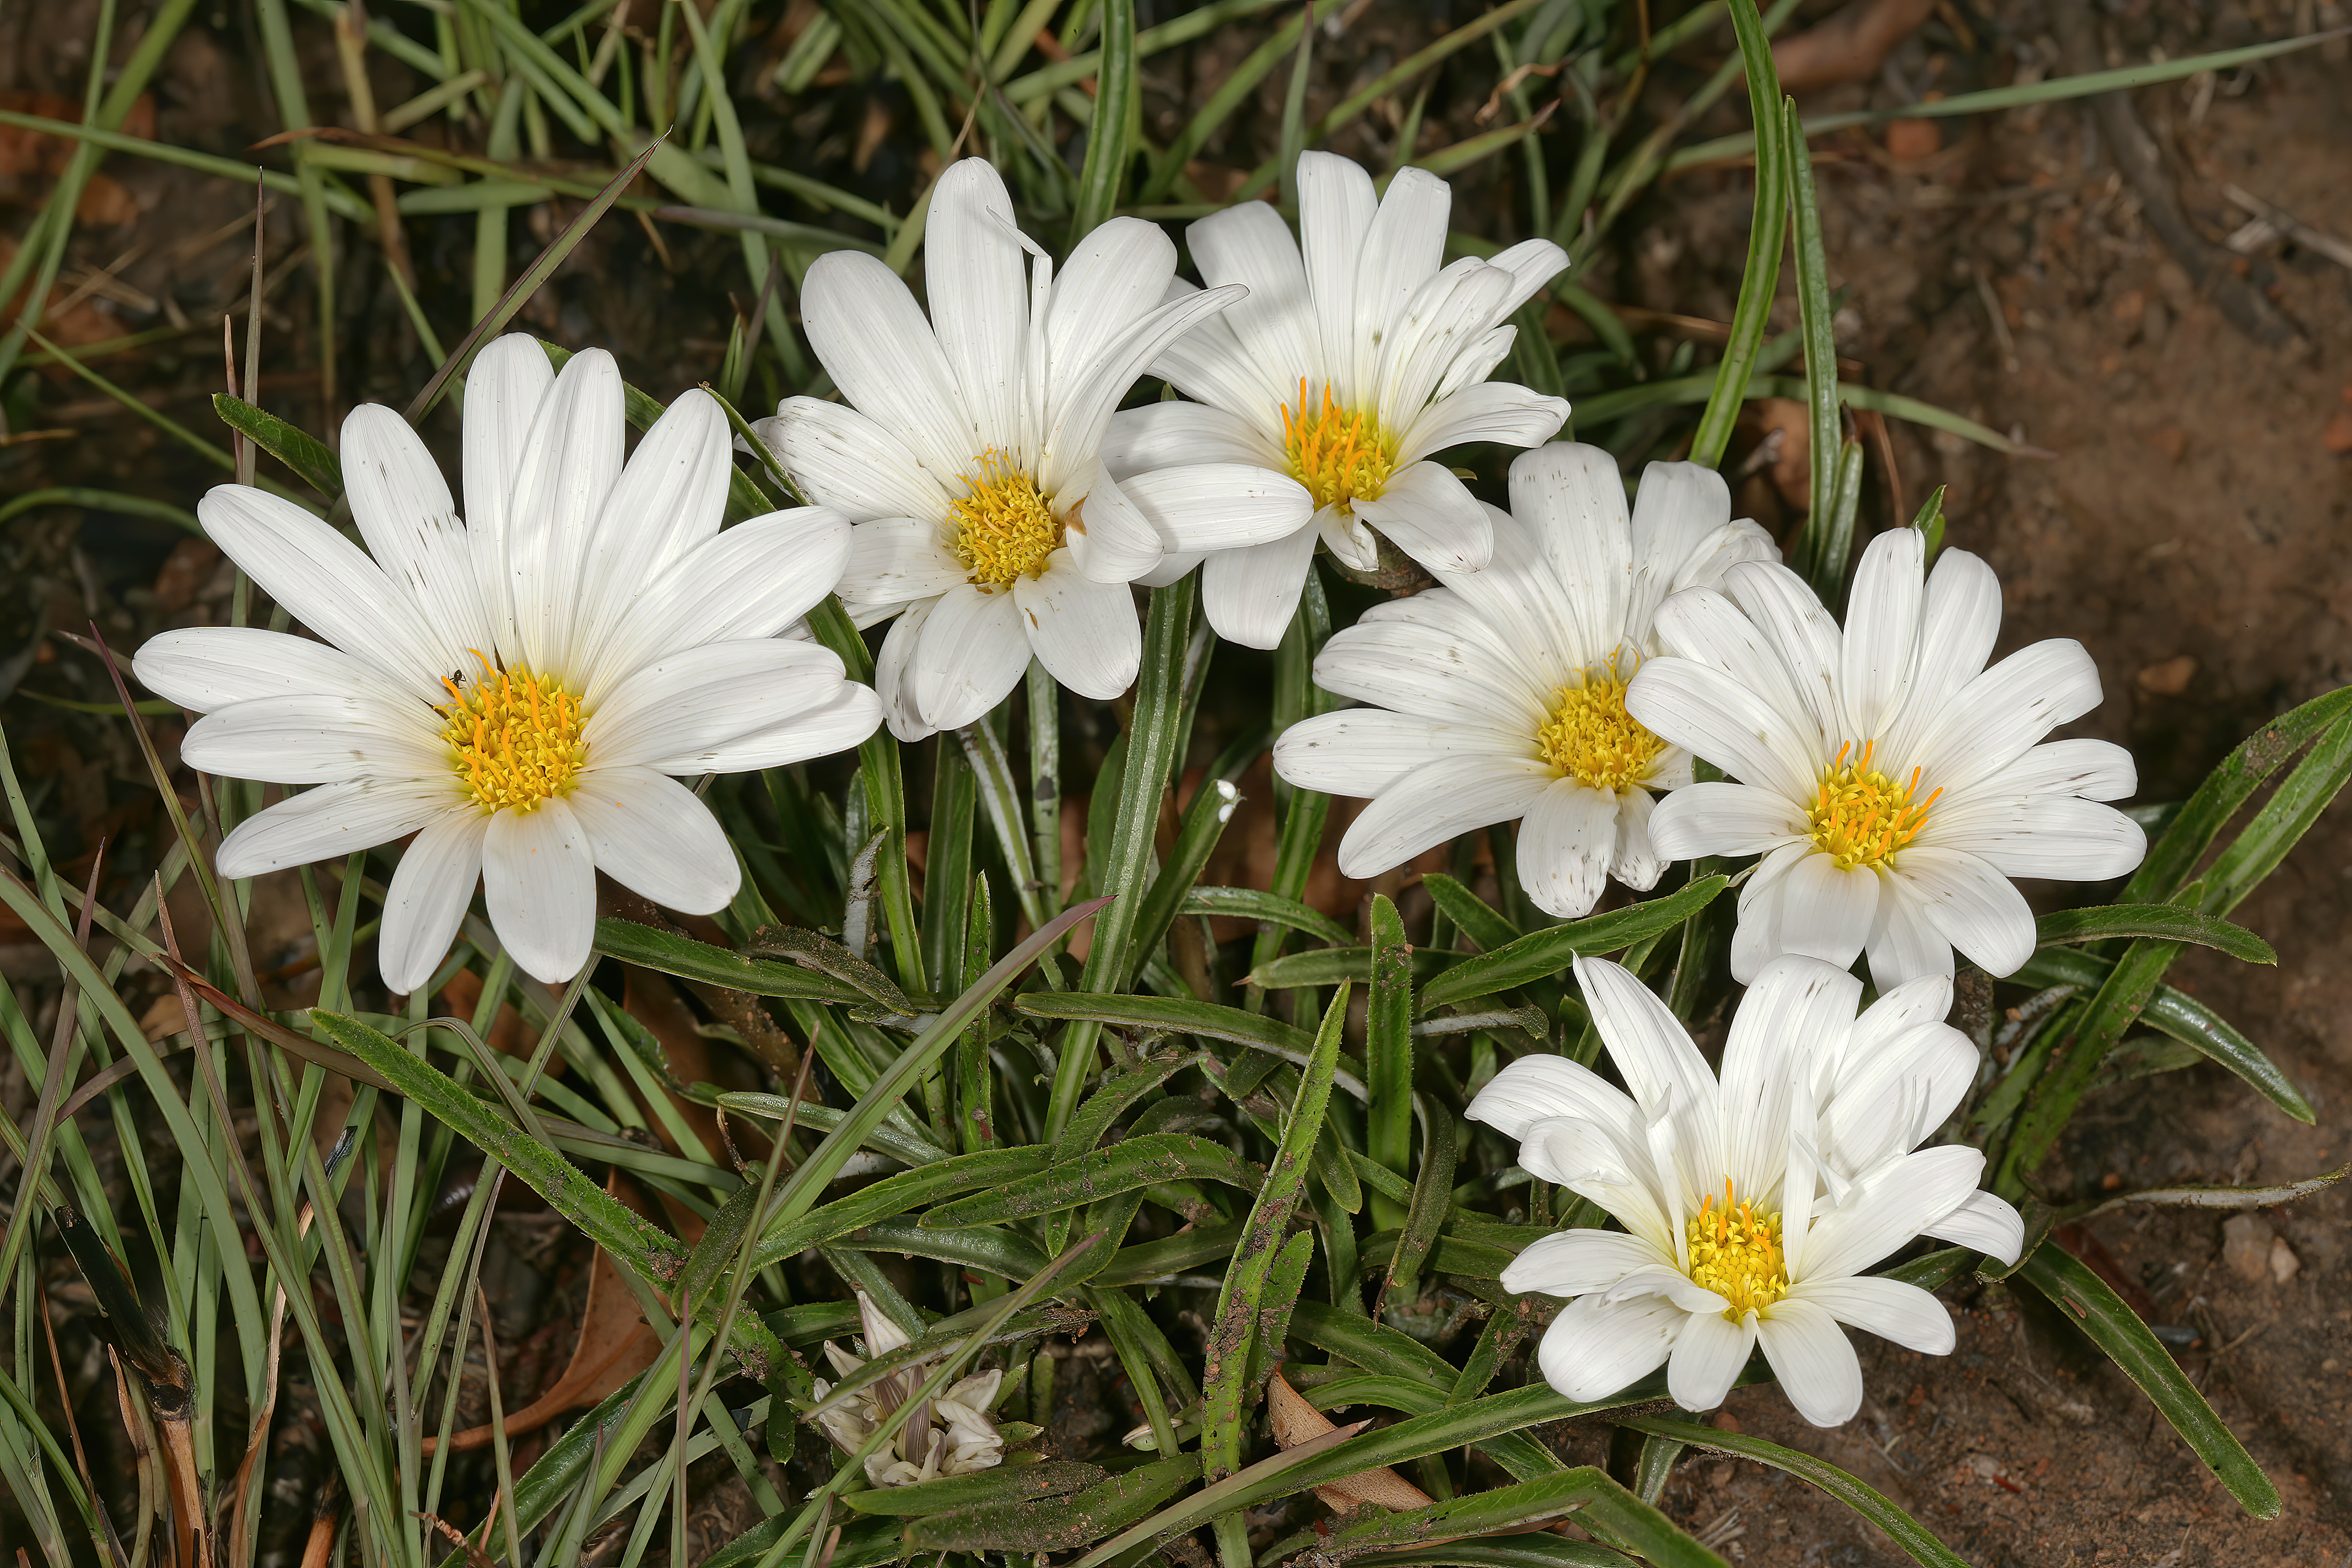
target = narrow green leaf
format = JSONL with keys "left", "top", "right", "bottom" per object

{"left": 840, "top": 1461, "right": 1106, "bottom": 1516}
{"left": 2015, "top": 1244, "right": 2279, "bottom": 1518}
{"left": 1180, "top": 886, "right": 1353, "bottom": 947}
{"left": 1367, "top": 896, "right": 1414, "bottom": 1228}
{"left": 1782, "top": 90, "right": 1844, "bottom": 598}
{"left": 2124, "top": 685, "right": 2352, "bottom": 906}
{"left": 1690, "top": 0, "right": 1788, "bottom": 469}
{"left": 594, "top": 919, "right": 869, "bottom": 1005}
{"left": 1319, "top": 1470, "right": 1721, "bottom": 1568}
{"left": 1385, "top": 1100, "right": 1455, "bottom": 1300}
{"left": 1420, "top": 876, "right": 1729, "bottom": 1009}
{"left": 919, "top": 1134, "right": 1264, "bottom": 1227}
{"left": 908, "top": 1456, "right": 1200, "bottom": 1552}
{"left": 1618, "top": 1415, "right": 1968, "bottom": 1568}
{"left": 212, "top": 394, "right": 345, "bottom": 498}
{"left": 1126, "top": 773, "right": 1242, "bottom": 984}
{"left": 2033, "top": 905, "right": 2275, "bottom": 963}
{"left": 1068, "top": 0, "right": 1136, "bottom": 240}
{"left": 1995, "top": 935, "right": 2183, "bottom": 1194}
{"left": 743, "top": 1147, "right": 1050, "bottom": 1271}
{"left": 1343, "top": 1536, "right": 1629, "bottom": 1568}
{"left": 2197, "top": 712, "right": 2352, "bottom": 919}
{"left": 1421, "top": 874, "right": 1521, "bottom": 953}
{"left": 1053, "top": 1050, "right": 1193, "bottom": 1160}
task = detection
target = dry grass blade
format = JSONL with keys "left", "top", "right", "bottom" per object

{"left": 1267, "top": 1372, "right": 1434, "bottom": 1514}
{"left": 403, "top": 130, "right": 670, "bottom": 422}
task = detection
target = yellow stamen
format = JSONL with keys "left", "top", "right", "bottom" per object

{"left": 947, "top": 448, "right": 1060, "bottom": 588}
{"left": 1685, "top": 1177, "right": 1787, "bottom": 1319}
{"left": 1806, "top": 739, "right": 1941, "bottom": 871}
{"left": 1279, "top": 378, "right": 1398, "bottom": 514}
{"left": 1534, "top": 669, "right": 1663, "bottom": 792}
{"left": 436, "top": 652, "right": 587, "bottom": 813}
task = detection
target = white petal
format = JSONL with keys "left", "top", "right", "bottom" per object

{"left": 758, "top": 396, "right": 952, "bottom": 522}
{"left": 1404, "top": 382, "right": 1570, "bottom": 460}
{"left": 134, "top": 626, "right": 416, "bottom": 713}
{"left": 1040, "top": 284, "right": 1250, "bottom": 497}
{"left": 1909, "top": 639, "right": 2104, "bottom": 799}
{"left": 567, "top": 766, "right": 739, "bottom": 914}
{"left": 482, "top": 800, "right": 596, "bottom": 984}
{"left": 1534, "top": 1290, "right": 1681, "bottom": 1405}
{"left": 1729, "top": 840, "right": 1811, "bottom": 983}
{"left": 1119, "top": 464, "right": 1314, "bottom": 554}
{"left": 1797, "top": 1144, "right": 1985, "bottom": 1282}
{"left": 1152, "top": 277, "right": 1293, "bottom": 419}
{"left": 196, "top": 484, "right": 446, "bottom": 693}
{"left": 1200, "top": 520, "right": 1320, "bottom": 650}
{"left": 1878, "top": 545, "right": 2001, "bottom": 765}
{"left": 1465, "top": 1054, "right": 1641, "bottom": 1142}
{"left": 913, "top": 584, "right": 1035, "bottom": 729}
{"left": 1138, "top": 549, "right": 1205, "bottom": 590}
{"left": 663, "top": 682, "right": 883, "bottom": 773}
{"left": 182, "top": 694, "right": 446, "bottom": 785}
{"left": 1334, "top": 754, "right": 1554, "bottom": 877}
{"left": 1777, "top": 852, "right": 1878, "bottom": 972}
{"left": 1508, "top": 442, "right": 1628, "bottom": 661}
{"left": 1484, "top": 236, "right": 1570, "bottom": 315}
{"left": 1863, "top": 876, "right": 1954, "bottom": 994}
{"left": 1915, "top": 794, "right": 2146, "bottom": 881}
{"left": 571, "top": 389, "right": 740, "bottom": 670}
{"left": 1297, "top": 150, "right": 1378, "bottom": 393}
{"left": 1519, "top": 1119, "right": 1675, "bottom": 1256}
{"left": 1013, "top": 562, "right": 1139, "bottom": 703}
{"left": 1644, "top": 781, "right": 1808, "bottom": 859}
{"left": 1626, "top": 459, "right": 1734, "bottom": 637}
{"left": 1978, "top": 737, "right": 2137, "bottom": 802}
{"left": 1315, "top": 614, "right": 1548, "bottom": 730}
{"left": 340, "top": 403, "right": 493, "bottom": 660}
{"left": 1062, "top": 466, "right": 1166, "bottom": 584}
{"left": 838, "top": 516, "right": 968, "bottom": 621}
{"left": 802, "top": 250, "right": 979, "bottom": 482}
{"left": 1609, "top": 785, "right": 1668, "bottom": 890}
{"left": 504, "top": 345, "right": 625, "bottom": 672}
{"left": 1500, "top": 1228, "right": 1666, "bottom": 1299}
{"left": 1351, "top": 166, "right": 1451, "bottom": 396}
{"left": 1046, "top": 216, "right": 1180, "bottom": 403}
{"left": 926, "top": 159, "right": 1030, "bottom": 450}
{"left": 1924, "top": 1189, "right": 2024, "bottom": 1266}
{"left": 1625, "top": 655, "right": 1816, "bottom": 805}
{"left": 1838, "top": 527, "right": 1925, "bottom": 741}
{"left": 1720, "top": 562, "right": 1846, "bottom": 746}
{"left": 1754, "top": 1298, "right": 1863, "bottom": 1427}
{"left": 588, "top": 640, "right": 852, "bottom": 770}
{"left": 1371, "top": 259, "right": 1516, "bottom": 431}
{"left": 1184, "top": 199, "right": 1315, "bottom": 391}
{"left": 1796, "top": 1275, "right": 1954, "bottom": 1355}
{"left": 874, "top": 597, "right": 939, "bottom": 742}
{"left": 214, "top": 776, "right": 457, "bottom": 877}
{"left": 1820, "top": 1020, "right": 1974, "bottom": 1176}
{"left": 1352, "top": 459, "right": 1493, "bottom": 574}
{"left": 1648, "top": 586, "right": 1821, "bottom": 764}
{"left": 1886, "top": 846, "right": 2035, "bottom": 979}
{"left": 1516, "top": 779, "right": 1620, "bottom": 920}
{"left": 378, "top": 808, "right": 487, "bottom": 993}
{"left": 461, "top": 333, "right": 555, "bottom": 550}
{"left": 1719, "top": 956, "right": 1859, "bottom": 1199}
{"left": 1667, "top": 1309, "right": 1756, "bottom": 1414}
{"left": 1100, "top": 401, "right": 1283, "bottom": 476}
{"left": 1572, "top": 953, "right": 1721, "bottom": 1149}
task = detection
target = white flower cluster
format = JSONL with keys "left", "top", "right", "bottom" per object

{"left": 139, "top": 148, "right": 2147, "bottom": 1431}
{"left": 811, "top": 1292, "right": 1005, "bottom": 1489}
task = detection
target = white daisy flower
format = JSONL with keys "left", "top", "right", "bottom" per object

{"left": 1624, "top": 527, "right": 2146, "bottom": 990}
{"left": 1100, "top": 150, "right": 1571, "bottom": 647}
{"left": 811, "top": 1291, "right": 1004, "bottom": 1489}
{"left": 1467, "top": 953, "right": 2024, "bottom": 1429}
{"left": 755, "top": 158, "right": 1312, "bottom": 740}
{"left": 133, "top": 335, "right": 881, "bottom": 993}
{"left": 1270, "top": 443, "right": 1775, "bottom": 918}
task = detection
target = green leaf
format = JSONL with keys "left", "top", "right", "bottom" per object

{"left": 1994, "top": 935, "right": 2183, "bottom": 1195}
{"left": 1385, "top": 1100, "right": 1455, "bottom": 1299}
{"left": 594, "top": 918, "right": 869, "bottom": 1005}
{"left": 2123, "top": 685, "right": 2352, "bottom": 906}
{"left": 2197, "top": 711, "right": 2352, "bottom": 918}
{"left": 908, "top": 1455, "right": 1200, "bottom": 1552}
{"left": 2033, "top": 905, "right": 2275, "bottom": 964}
{"left": 1179, "top": 886, "right": 1352, "bottom": 947}
{"left": 1781, "top": 90, "right": 1848, "bottom": 600}
{"left": 739, "top": 925, "right": 916, "bottom": 1012}
{"left": 918, "top": 1134, "right": 1264, "bottom": 1227}
{"left": 2015, "top": 1243, "right": 2280, "bottom": 1518}
{"left": 1419, "top": 877, "right": 1729, "bottom": 1009}
{"left": 1053, "top": 1050, "right": 1194, "bottom": 1160}
{"left": 743, "top": 1147, "right": 1051, "bottom": 1272}
{"left": 212, "top": 394, "right": 345, "bottom": 498}
{"left": 1067, "top": 0, "right": 1136, "bottom": 240}
{"left": 1127, "top": 772, "right": 1243, "bottom": 984}
{"left": 1343, "top": 1536, "right": 1629, "bottom": 1568}
{"left": 1618, "top": 1415, "right": 1968, "bottom": 1568}
{"left": 1318, "top": 1470, "right": 1722, "bottom": 1568}
{"left": 2011, "top": 947, "right": 2312, "bottom": 1123}
{"left": 1689, "top": 0, "right": 1789, "bottom": 469}
{"left": 1013, "top": 994, "right": 1336, "bottom": 1082}
{"left": 840, "top": 1461, "right": 1106, "bottom": 1516}
{"left": 1421, "top": 873, "right": 1521, "bottom": 953}
{"left": 1366, "top": 895, "right": 1414, "bottom": 1227}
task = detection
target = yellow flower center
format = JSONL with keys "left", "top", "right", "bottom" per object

{"left": 948, "top": 449, "right": 1061, "bottom": 588}
{"left": 436, "top": 656, "right": 587, "bottom": 813}
{"left": 1534, "top": 671, "right": 1663, "bottom": 792}
{"left": 1806, "top": 740, "right": 1940, "bottom": 871}
{"left": 1685, "top": 1178, "right": 1788, "bottom": 1319}
{"left": 1280, "top": 378, "right": 1398, "bottom": 514}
